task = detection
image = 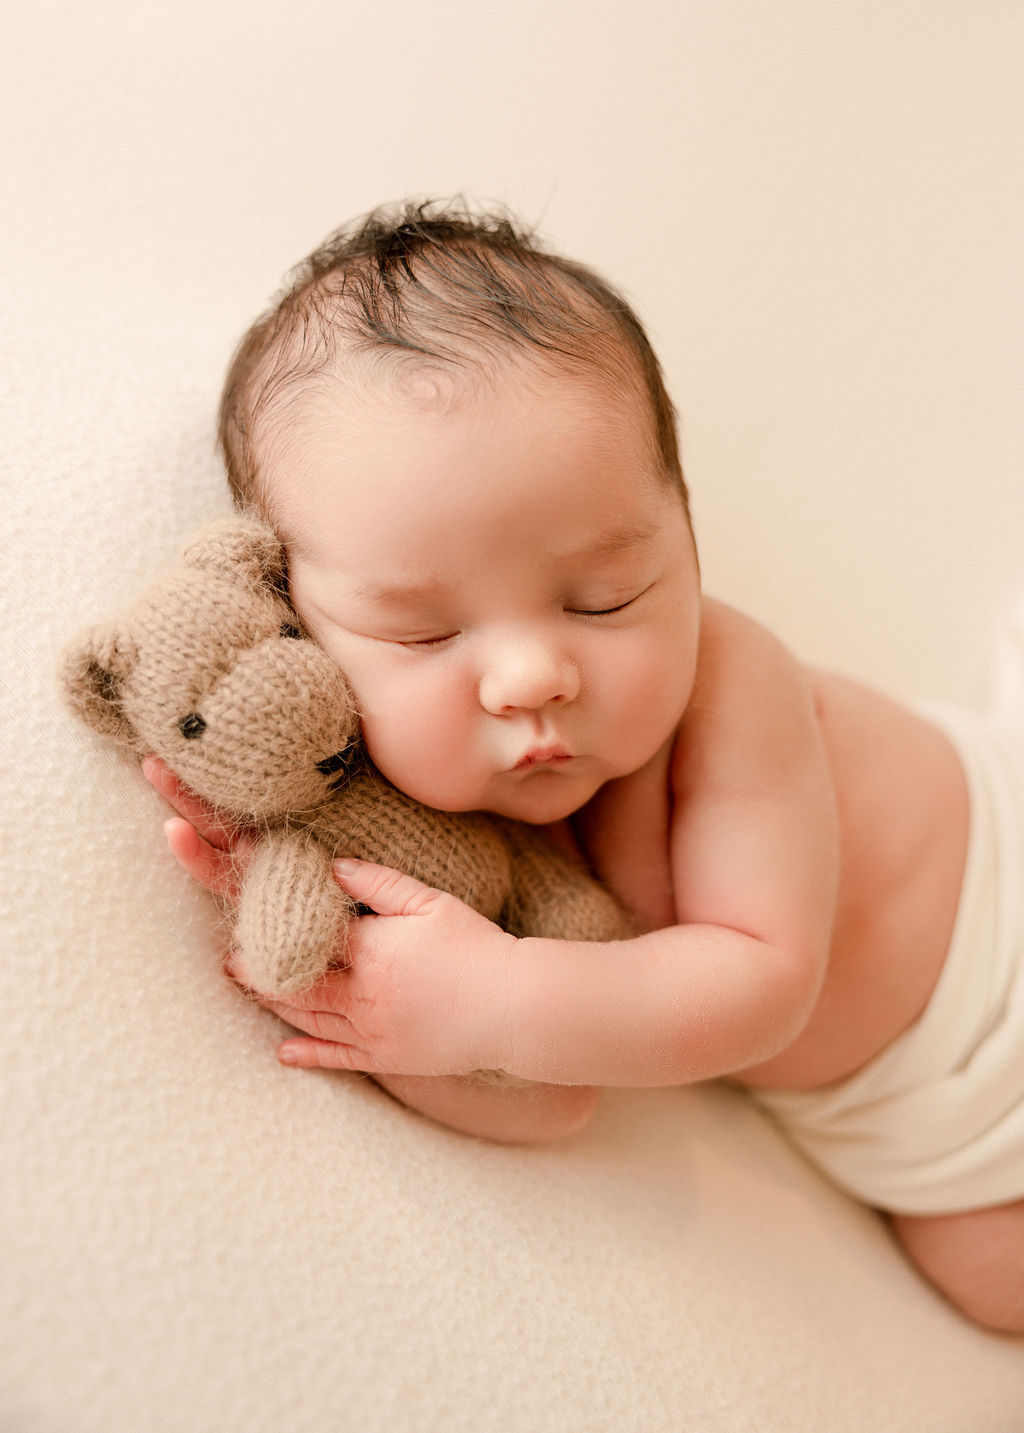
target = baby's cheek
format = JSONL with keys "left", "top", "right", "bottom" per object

{"left": 366, "top": 701, "right": 478, "bottom": 809}
{"left": 306, "top": 642, "right": 410, "bottom": 749}
{"left": 361, "top": 684, "right": 445, "bottom": 764}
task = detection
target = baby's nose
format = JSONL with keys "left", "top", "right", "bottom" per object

{"left": 478, "top": 634, "right": 579, "bottom": 714}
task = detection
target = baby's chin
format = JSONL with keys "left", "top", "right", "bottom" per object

{"left": 473, "top": 771, "right": 599, "bottom": 826}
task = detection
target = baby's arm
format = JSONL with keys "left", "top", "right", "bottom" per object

{"left": 263, "top": 603, "right": 838, "bottom": 1088}
{"left": 366, "top": 1072, "right": 600, "bottom": 1143}
{"left": 517, "top": 602, "right": 837, "bottom": 1084}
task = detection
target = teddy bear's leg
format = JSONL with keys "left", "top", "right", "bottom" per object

{"left": 499, "top": 823, "right": 635, "bottom": 944}
{"left": 235, "top": 831, "right": 357, "bottom": 998}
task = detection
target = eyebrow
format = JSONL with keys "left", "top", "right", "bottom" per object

{"left": 562, "top": 521, "right": 658, "bottom": 560}
{"left": 351, "top": 522, "right": 659, "bottom": 607}
{"left": 351, "top": 576, "right": 450, "bottom": 605}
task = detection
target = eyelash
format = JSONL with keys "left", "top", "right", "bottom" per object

{"left": 570, "top": 597, "right": 638, "bottom": 618}
{"left": 402, "top": 633, "right": 458, "bottom": 648}
{"left": 400, "top": 594, "right": 642, "bottom": 648}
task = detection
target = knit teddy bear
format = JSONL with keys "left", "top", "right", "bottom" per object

{"left": 61, "top": 515, "right": 631, "bottom": 1010}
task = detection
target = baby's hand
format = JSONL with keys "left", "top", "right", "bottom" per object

{"left": 241, "top": 859, "right": 518, "bottom": 1080}
{"left": 144, "top": 761, "right": 513, "bottom": 1078}
{"left": 142, "top": 755, "right": 257, "bottom": 903}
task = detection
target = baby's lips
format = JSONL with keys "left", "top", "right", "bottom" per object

{"left": 512, "top": 745, "right": 572, "bottom": 771}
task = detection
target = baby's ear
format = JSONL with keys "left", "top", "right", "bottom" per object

{"left": 181, "top": 516, "right": 287, "bottom": 594}
{"left": 60, "top": 625, "right": 141, "bottom": 750}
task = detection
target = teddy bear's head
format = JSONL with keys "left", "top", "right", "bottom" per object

{"left": 62, "top": 517, "right": 361, "bottom": 822}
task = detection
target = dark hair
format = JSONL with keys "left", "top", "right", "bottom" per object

{"left": 219, "top": 198, "right": 687, "bottom": 515}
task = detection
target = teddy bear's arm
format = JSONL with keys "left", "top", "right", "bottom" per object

{"left": 236, "top": 829, "right": 358, "bottom": 998}
{"left": 499, "top": 822, "right": 635, "bottom": 944}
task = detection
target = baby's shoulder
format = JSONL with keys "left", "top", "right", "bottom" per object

{"left": 695, "top": 595, "right": 798, "bottom": 675}
{"left": 673, "top": 598, "right": 818, "bottom": 782}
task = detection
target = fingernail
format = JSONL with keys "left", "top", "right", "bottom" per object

{"left": 278, "top": 1045, "right": 299, "bottom": 1065}
{"left": 333, "top": 858, "right": 359, "bottom": 878}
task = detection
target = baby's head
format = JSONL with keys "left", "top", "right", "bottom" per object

{"left": 220, "top": 198, "right": 688, "bottom": 521}
{"left": 217, "top": 201, "right": 700, "bottom": 822}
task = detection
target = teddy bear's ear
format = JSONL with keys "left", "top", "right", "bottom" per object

{"left": 60, "top": 625, "right": 142, "bottom": 750}
{"left": 180, "top": 515, "right": 287, "bottom": 594}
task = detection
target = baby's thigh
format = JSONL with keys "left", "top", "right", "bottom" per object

{"left": 891, "top": 1199, "right": 1024, "bottom": 1334}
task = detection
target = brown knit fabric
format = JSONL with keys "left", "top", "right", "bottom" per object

{"left": 61, "top": 517, "right": 633, "bottom": 1046}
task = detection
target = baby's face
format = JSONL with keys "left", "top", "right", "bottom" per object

{"left": 270, "top": 362, "right": 700, "bottom": 824}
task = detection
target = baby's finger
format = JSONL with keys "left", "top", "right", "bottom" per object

{"left": 277, "top": 1036, "right": 376, "bottom": 1071}
{"left": 142, "top": 755, "right": 244, "bottom": 851}
{"left": 332, "top": 857, "right": 444, "bottom": 917}
{"left": 258, "top": 995, "right": 355, "bottom": 1045}
{"left": 277, "top": 1037, "right": 386, "bottom": 1071}
{"left": 164, "top": 816, "right": 247, "bottom": 901}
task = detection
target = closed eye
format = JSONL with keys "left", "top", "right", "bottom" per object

{"left": 571, "top": 601, "right": 634, "bottom": 617}
{"left": 399, "top": 632, "right": 459, "bottom": 648}
{"left": 569, "top": 586, "right": 650, "bottom": 618}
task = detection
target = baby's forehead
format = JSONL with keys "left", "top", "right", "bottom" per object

{"left": 283, "top": 347, "right": 654, "bottom": 452}
{"left": 262, "top": 352, "right": 666, "bottom": 545}
{"left": 250, "top": 337, "right": 670, "bottom": 545}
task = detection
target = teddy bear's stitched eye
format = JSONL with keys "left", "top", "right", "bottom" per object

{"left": 280, "top": 620, "right": 304, "bottom": 640}
{"left": 178, "top": 712, "right": 207, "bottom": 740}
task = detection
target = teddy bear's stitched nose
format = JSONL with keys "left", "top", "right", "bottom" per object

{"left": 315, "top": 750, "right": 350, "bottom": 781}
{"left": 316, "top": 748, "right": 355, "bottom": 792}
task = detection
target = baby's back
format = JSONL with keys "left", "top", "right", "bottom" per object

{"left": 742, "top": 669, "right": 969, "bottom": 1089}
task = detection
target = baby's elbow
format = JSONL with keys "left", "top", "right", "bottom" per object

{"left": 769, "top": 938, "right": 828, "bottom": 1051}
